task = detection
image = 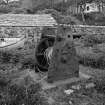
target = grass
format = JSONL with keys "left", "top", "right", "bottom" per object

{"left": 75, "top": 12, "right": 105, "bottom": 26}
{"left": 0, "top": 27, "right": 105, "bottom": 104}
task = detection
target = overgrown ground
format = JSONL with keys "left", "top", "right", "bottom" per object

{"left": 0, "top": 33, "right": 105, "bottom": 105}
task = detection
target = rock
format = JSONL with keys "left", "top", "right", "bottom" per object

{"left": 71, "top": 84, "right": 81, "bottom": 90}
{"left": 64, "top": 89, "right": 74, "bottom": 95}
{"left": 85, "top": 83, "right": 95, "bottom": 89}
{"left": 47, "top": 38, "right": 79, "bottom": 83}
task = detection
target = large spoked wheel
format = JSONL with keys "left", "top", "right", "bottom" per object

{"left": 35, "top": 37, "right": 55, "bottom": 72}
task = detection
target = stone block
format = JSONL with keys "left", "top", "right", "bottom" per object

{"left": 47, "top": 38, "right": 79, "bottom": 83}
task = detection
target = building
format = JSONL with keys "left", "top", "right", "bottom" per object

{"left": 82, "top": 1, "right": 103, "bottom": 14}
{"left": 67, "top": 0, "right": 104, "bottom": 15}
{"left": 79, "top": 0, "right": 103, "bottom": 14}
{"left": 83, "top": 2, "right": 99, "bottom": 13}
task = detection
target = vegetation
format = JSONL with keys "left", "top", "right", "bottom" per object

{"left": 81, "top": 34, "right": 105, "bottom": 47}
{"left": 75, "top": 34, "right": 105, "bottom": 69}
{"left": 0, "top": 0, "right": 105, "bottom": 104}
{"left": 0, "top": 75, "right": 48, "bottom": 105}
{"left": 0, "top": 4, "right": 11, "bottom": 13}
{"left": 75, "top": 12, "right": 105, "bottom": 26}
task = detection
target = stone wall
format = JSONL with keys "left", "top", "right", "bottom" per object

{"left": 62, "top": 25, "right": 105, "bottom": 35}
{"left": 0, "top": 25, "right": 105, "bottom": 38}
{"left": 47, "top": 38, "right": 79, "bottom": 83}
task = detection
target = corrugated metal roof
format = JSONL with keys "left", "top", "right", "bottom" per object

{"left": 0, "top": 14, "right": 57, "bottom": 27}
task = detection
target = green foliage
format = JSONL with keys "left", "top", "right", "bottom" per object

{"left": 11, "top": 8, "right": 27, "bottom": 14}
{"left": 37, "top": 8, "right": 76, "bottom": 24}
{"left": 94, "top": 76, "right": 105, "bottom": 93}
{"left": 53, "top": 2, "right": 68, "bottom": 13}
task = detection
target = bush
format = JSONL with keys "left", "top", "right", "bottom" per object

{"left": 76, "top": 46, "right": 105, "bottom": 69}
{"left": 82, "top": 35, "right": 105, "bottom": 47}
{"left": 0, "top": 51, "right": 23, "bottom": 64}
{"left": 0, "top": 5, "right": 11, "bottom": 13}
{"left": 0, "top": 83, "right": 48, "bottom": 105}
{"left": 21, "top": 57, "right": 35, "bottom": 69}
{"left": 0, "top": 51, "right": 12, "bottom": 63}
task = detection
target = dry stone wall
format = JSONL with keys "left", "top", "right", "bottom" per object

{"left": 0, "top": 25, "right": 105, "bottom": 38}
{"left": 61, "top": 25, "right": 105, "bottom": 35}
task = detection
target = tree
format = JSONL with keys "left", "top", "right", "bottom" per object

{"left": 21, "top": 0, "right": 50, "bottom": 13}
{"left": 0, "top": 0, "right": 6, "bottom": 5}
{"left": 3, "top": 0, "right": 10, "bottom": 5}
{"left": 21, "top": 0, "right": 67, "bottom": 13}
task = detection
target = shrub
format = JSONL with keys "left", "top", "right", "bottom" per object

{"left": 76, "top": 46, "right": 105, "bottom": 69}
{"left": 93, "top": 75, "right": 105, "bottom": 93}
{"left": 0, "top": 83, "right": 48, "bottom": 105}
{"left": 0, "top": 51, "right": 23, "bottom": 64}
{"left": 37, "top": 9, "right": 76, "bottom": 24}
{"left": 21, "top": 57, "right": 35, "bottom": 69}
{"left": 0, "top": 5, "right": 11, "bottom": 13}
{"left": 0, "top": 51, "right": 12, "bottom": 63}
{"left": 11, "top": 8, "right": 27, "bottom": 14}
{"left": 81, "top": 35, "right": 105, "bottom": 47}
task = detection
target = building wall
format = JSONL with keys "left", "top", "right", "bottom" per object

{"left": 67, "top": 1, "right": 104, "bottom": 15}
{"left": 83, "top": 2, "right": 99, "bottom": 13}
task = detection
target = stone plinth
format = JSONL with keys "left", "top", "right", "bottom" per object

{"left": 47, "top": 38, "right": 79, "bottom": 83}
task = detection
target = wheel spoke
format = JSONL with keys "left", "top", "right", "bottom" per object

{"left": 35, "top": 37, "right": 55, "bottom": 70}
{"left": 45, "top": 39, "right": 50, "bottom": 47}
{"left": 41, "top": 57, "right": 46, "bottom": 65}
{"left": 36, "top": 53, "right": 44, "bottom": 56}
{"left": 38, "top": 48, "right": 45, "bottom": 54}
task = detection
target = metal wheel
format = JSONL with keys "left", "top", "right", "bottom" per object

{"left": 35, "top": 37, "right": 55, "bottom": 71}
